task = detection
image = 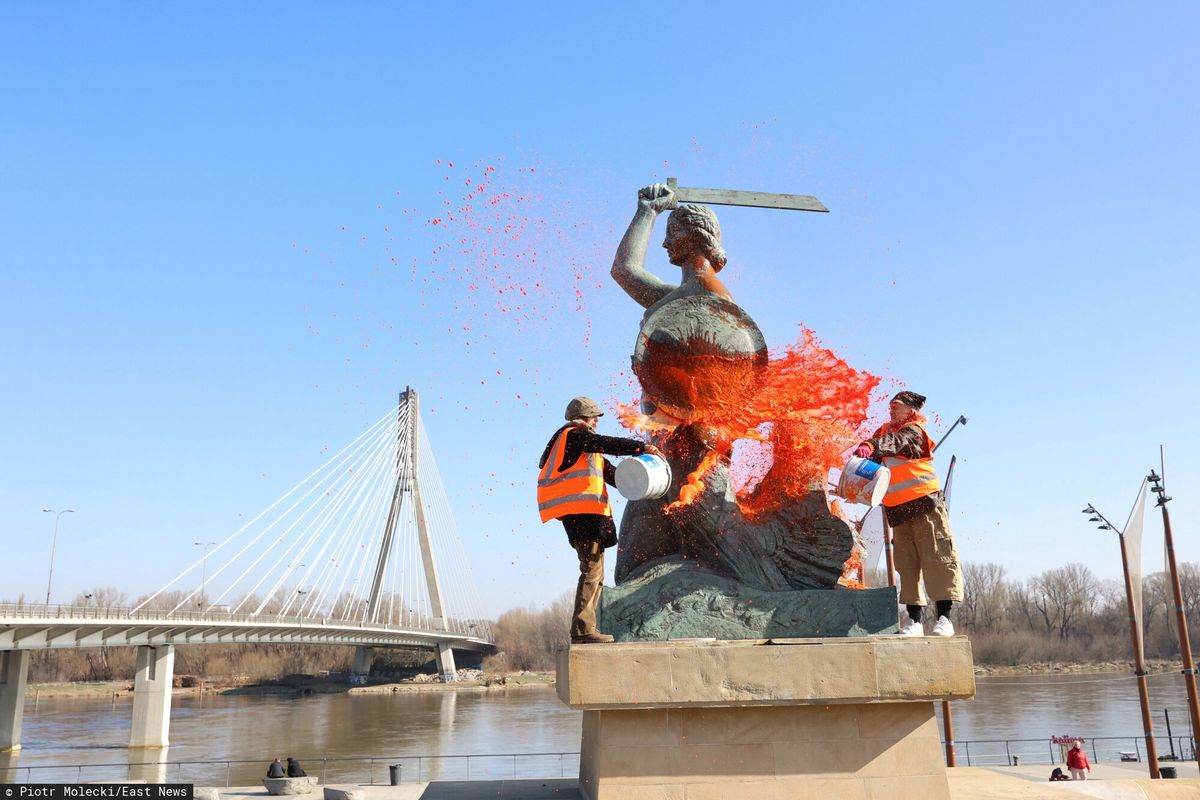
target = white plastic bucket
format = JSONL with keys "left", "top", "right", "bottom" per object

{"left": 836, "top": 456, "right": 891, "bottom": 507}
{"left": 615, "top": 453, "right": 673, "bottom": 501}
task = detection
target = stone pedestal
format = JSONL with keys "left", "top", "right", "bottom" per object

{"left": 556, "top": 637, "right": 975, "bottom": 800}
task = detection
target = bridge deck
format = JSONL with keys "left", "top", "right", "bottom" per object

{"left": 0, "top": 604, "right": 493, "bottom": 651}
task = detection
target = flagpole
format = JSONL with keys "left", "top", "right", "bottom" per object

{"left": 1084, "top": 497, "right": 1160, "bottom": 778}
{"left": 940, "top": 455, "right": 959, "bottom": 768}
{"left": 1148, "top": 458, "right": 1200, "bottom": 763}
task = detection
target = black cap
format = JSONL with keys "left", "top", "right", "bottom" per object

{"left": 892, "top": 390, "right": 926, "bottom": 409}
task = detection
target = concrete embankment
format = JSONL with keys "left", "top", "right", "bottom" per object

{"left": 206, "top": 762, "right": 1200, "bottom": 800}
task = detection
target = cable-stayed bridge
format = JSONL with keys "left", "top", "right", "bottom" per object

{"left": 0, "top": 388, "right": 494, "bottom": 750}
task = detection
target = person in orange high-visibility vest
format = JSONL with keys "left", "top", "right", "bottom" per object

{"left": 854, "top": 390, "right": 964, "bottom": 637}
{"left": 538, "top": 396, "right": 660, "bottom": 643}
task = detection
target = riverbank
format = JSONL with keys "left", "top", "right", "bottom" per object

{"left": 24, "top": 657, "right": 1185, "bottom": 699}
{"left": 974, "top": 659, "right": 1180, "bottom": 676}
{"left": 24, "top": 671, "right": 555, "bottom": 699}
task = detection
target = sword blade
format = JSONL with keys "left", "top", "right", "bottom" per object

{"left": 667, "top": 177, "right": 828, "bottom": 212}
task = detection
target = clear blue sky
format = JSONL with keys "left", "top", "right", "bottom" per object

{"left": 2, "top": 4, "right": 1198, "bottom": 613}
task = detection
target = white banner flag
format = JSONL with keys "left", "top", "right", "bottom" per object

{"left": 1123, "top": 479, "right": 1149, "bottom": 661}
{"left": 857, "top": 506, "right": 886, "bottom": 583}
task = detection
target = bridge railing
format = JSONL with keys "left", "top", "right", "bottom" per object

{"left": 0, "top": 603, "right": 492, "bottom": 642}
{"left": 0, "top": 752, "right": 581, "bottom": 786}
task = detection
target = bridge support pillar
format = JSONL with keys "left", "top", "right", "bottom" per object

{"left": 0, "top": 651, "right": 30, "bottom": 752}
{"left": 351, "top": 646, "right": 374, "bottom": 683}
{"left": 436, "top": 642, "right": 457, "bottom": 682}
{"left": 129, "top": 645, "right": 174, "bottom": 748}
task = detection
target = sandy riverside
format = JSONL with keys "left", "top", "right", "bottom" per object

{"left": 12, "top": 788, "right": 190, "bottom": 798}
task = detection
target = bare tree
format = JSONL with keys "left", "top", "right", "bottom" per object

{"left": 485, "top": 592, "right": 572, "bottom": 672}
{"left": 1092, "top": 579, "right": 1127, "bottom": 637}
{"left": 1009, "top": 580, "right": 1040, "bottom": 633}
{"left": 1028, "top": 563, "right": 1100, "bottom": 640}
{"left": 132, "top": 590, "right": 192, "bottom": 613}
{"left": 69, "top": 587, "right": 130, "bottom": 679}
{"left": 1180, "top": 562, "right": 1200, "bottom": 631}
{"left": 961, "top": 562, "right": 1009, "bottom": 632}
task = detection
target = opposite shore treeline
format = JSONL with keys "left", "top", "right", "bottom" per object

{"left": 9, "top": 560, "right": 1200, "bottom": 683}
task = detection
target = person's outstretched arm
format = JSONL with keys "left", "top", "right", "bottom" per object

{"left": 863, "top": 423, "right": 928, "bottom": 459}
{"left": 555, "top": 428, "right": 662, "bottom": 472}
{"left": 611, "top": 183, "right": 677, "bottom": 309}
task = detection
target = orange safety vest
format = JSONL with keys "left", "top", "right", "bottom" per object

{"left": 536, "top": 425, "right": 611, "bottom": 522}
{"left": 873, "top": 421, "right": 941, "bottom": 507}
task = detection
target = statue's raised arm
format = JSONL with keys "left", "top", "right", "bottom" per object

{"left": 610, "top": 183, "right": 679, "bottom": 309}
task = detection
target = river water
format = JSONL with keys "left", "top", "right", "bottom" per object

{"left": 1, "top": 672, "right": 1196, "bottom": 785}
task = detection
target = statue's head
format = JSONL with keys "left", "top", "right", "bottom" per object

{"left": 663, "top": 204, "right": 727, "bottom": 272}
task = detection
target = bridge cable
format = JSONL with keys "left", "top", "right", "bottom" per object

{"left": 133, "top": 406, "right": 399, "bottom": 615}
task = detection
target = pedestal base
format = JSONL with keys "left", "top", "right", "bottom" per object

{"left": 557, "top": 637, "right": 975, "bottom": 800}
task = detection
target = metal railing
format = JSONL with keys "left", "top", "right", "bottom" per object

{"left": 5, "top": 738, "right": 1197, "bottom": 783}
{"left": 0, "top": 752, "right": 580, "bottom": 786}
{"left": 950, "top": 736, "right": 1197, "bottom": 767}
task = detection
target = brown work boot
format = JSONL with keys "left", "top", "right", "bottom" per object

{"left": 571, "top": 631, "right": 615, "bottom": 644}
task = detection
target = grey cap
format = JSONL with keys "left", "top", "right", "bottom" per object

{"left": 565, "top": 396, "right": 604, "bottom": 420}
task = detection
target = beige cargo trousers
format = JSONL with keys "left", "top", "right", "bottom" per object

{"left": 892, "top": 496, "right": 964, "bottom": 606}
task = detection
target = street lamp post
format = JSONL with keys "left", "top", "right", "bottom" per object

{"left": 287, "top": 564, "right": 307, "bottom": 616}
{"left": 193, "top": 541, "right": 217, "bottom": 609}
{"left": 42, "top": 508, "right": 75, "bottom": 605}
{"left": 1147, "top": 467, "right": 1200, "bottom": 762}
{"left": 1084, "top": 502, "right": 1160, "bottom": 778}
{"left": 295, "top": 589, "right": 308, "bottom": 632}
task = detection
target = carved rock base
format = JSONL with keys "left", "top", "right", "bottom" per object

{"left": 601, "top": 559, "right": 899, "bottom": 641}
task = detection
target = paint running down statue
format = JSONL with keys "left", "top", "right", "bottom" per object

{"left": 608, "top": 181, "right": 867, "bottom": 596}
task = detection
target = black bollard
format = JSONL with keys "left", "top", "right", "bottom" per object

{"left": 388, "top": 764, "right": 401, "bottom": 785}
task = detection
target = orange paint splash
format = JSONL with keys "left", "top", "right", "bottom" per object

{"left": 615, "top": 403, "right": 679, "bottom": 435}
{"left": 621, "top": 326, "right": 880, "bottom": 518}
{"left": 837, "top": 541, "right": 868, "bottom": 590}
{"left": 665, "top": 449, "right": 722, "bottom": 513}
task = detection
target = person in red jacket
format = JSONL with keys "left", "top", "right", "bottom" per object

{"left": 1067, "top": 740, "right": 1091, "bottom": 780}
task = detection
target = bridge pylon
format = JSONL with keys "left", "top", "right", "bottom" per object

{"left": 354, "top": 387, "right": 457, "bottom": 682}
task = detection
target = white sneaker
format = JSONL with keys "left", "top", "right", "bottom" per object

{"left": 897, "top": 619, "right": 924, "bottom": 637}
{"left": 932, "top": 617, "right": 955, "bottom": 637}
